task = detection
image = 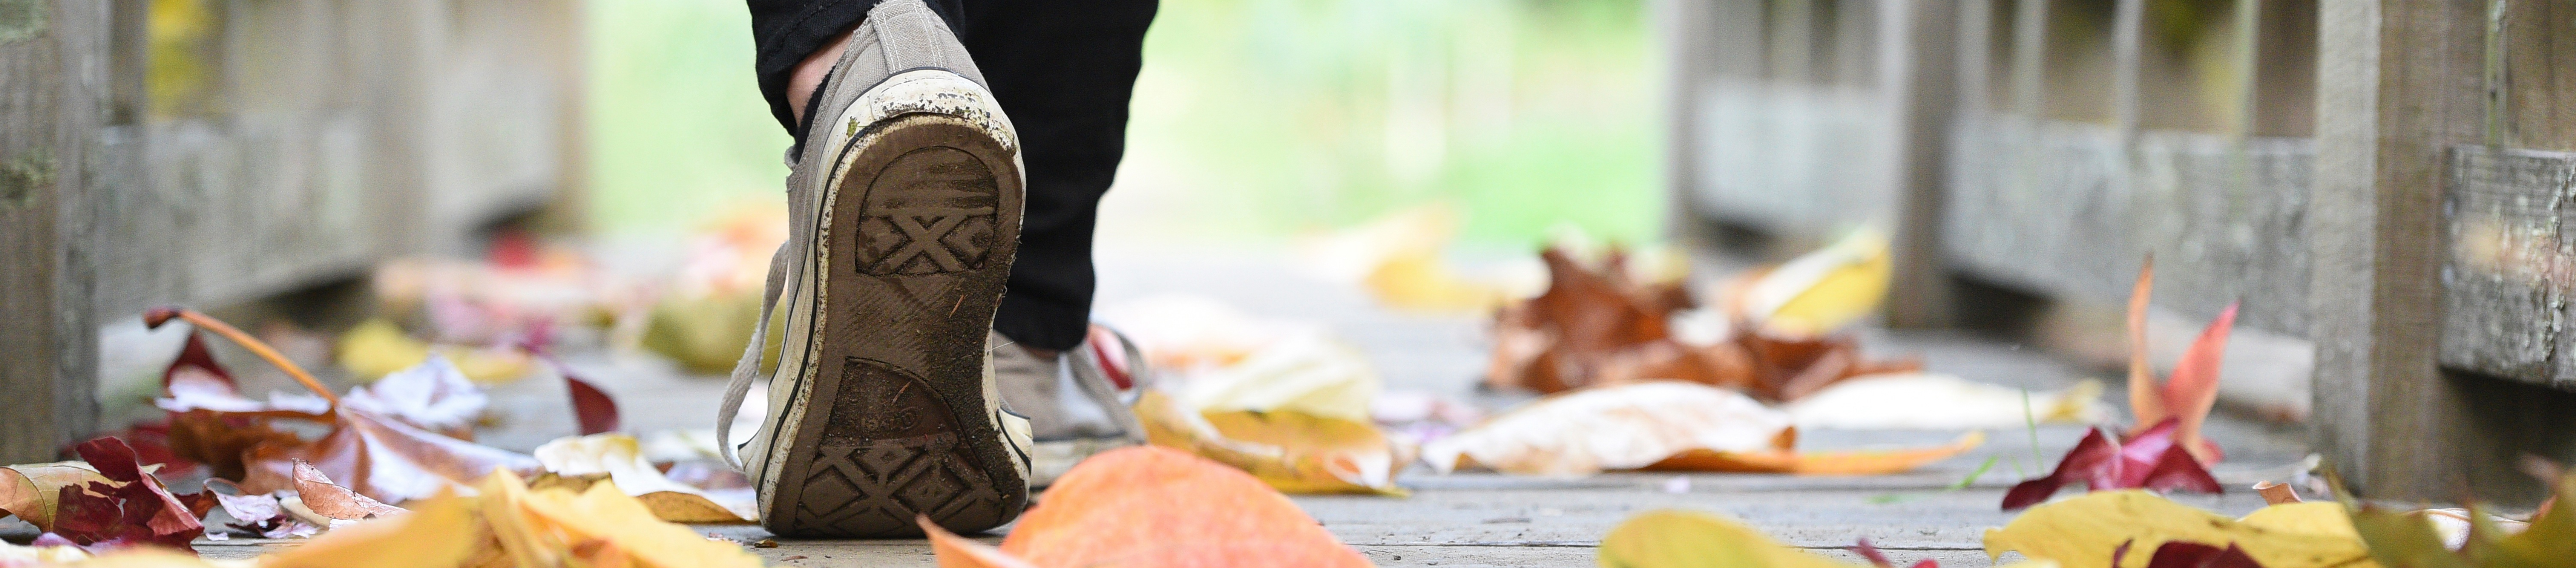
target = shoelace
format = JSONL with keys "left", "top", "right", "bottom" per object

{"left": 714, "top": 144, "right": 824, "bottom": 471}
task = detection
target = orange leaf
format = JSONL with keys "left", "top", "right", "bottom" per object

{"left": 2127, "top": 257, "right": 2166, "bottom": 429}
{"left": 2159, "top": 303, "right": 2235, "bottom": 464}
{"left": 984, "top": 446, "right": 1372, "bottom": 568}
{"left": 290, "top": 460, "right": 405, "bottom": 520}
{"left": 1647, "top": 432, "right": 1984, "bottom": 475}
{"left": 921, "top": 518, "right": 1044, "bottom": 568}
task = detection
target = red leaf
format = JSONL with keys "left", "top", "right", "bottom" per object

{"left": 566, "top": 373, "right": 621, "bottom": 436}
{"left": 2158, "top": 303, "right": 2235, "bottom": 464}
{"left": 50, "top": 438, "right": 206, "bottom": 553}
{"left": 1853, "top": 538, "right": 1939, "bottom": 568}
{"left": 165, "top": 332, "right": 236, "bottom": 390}
{"left": 2137, "top": 442, "right": 2224, "bottom": 495}
{"left": 2002, "top": 428, "right": 2125, "bottom": 510}
{"left": 2142, "top": 542, "right": 2267, "bottom": 568}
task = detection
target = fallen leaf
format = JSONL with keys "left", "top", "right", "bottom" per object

{"left": 511, "top": 476, "right": 767, "bottom": 567}
{"left": 563, "top": 370, "right": 621, "bottom": 436}
{"left": 922, "top": 520, "right": 1046, "bottom": 568}
{"left": 1175, "top": 330, "right": 1381, "bottom": 421}
{"left": 2002, "top": 420, "right": 2221, "bottom": 510}
{"left": 237, "top": 406, "right": 538, "bottom": 505}
{"left": 2346, "top": 469, "right": 2574, "bottom": 567}
{"left": 48, "top": 438, "right": 207, "bottom": 553}
{"left": 1983, "top": 490, "right": 2375, "bottom": 568}
{"left": 256, "top": 486, "right": 479, "bottom": 568}
{"left": 2127, "top": 541, "right": 2268, "bottom": 568}
{"left": 341, "top": 356, "right": 489, "bottom": 438}
{"left": 1649, "top": 432, "right": 1984, "bottom": 475}
{"left": 143, "top": 308, "right": 538, "bottom": 506}
{"left": 1136, "top": 391, "right": 1404, "bottom": 495}
{"left": 0, "top": 539, "right": 92, "bottom": 565}
{"left": 1854, "top": 538, "right": 1939, "bottom": 568}
{"left": 1738, "top": 229, "right": 1892, "bottom": 337}
{"left": 923, "top": 446, "right": 1370, "bottom": 568}
{"left": 199, "top": 478, "right": 315, "bottom": 540}
{"left": 530, "top": 433, "right": 754, "bottom": 523}
{"left": 2121, "top": 260, "right": 2229, "bottom": 464}
{"left": 1600, "top": 509, "right": 2046, "bottom": 568}
{"left": 1786, "top": 374, "right": 2109, "bottom": 430}
{"left": 1422, "top": 382, "right": 1793, "bottom": 476}
{"left": 290, "top": 460, "right": 405, "bottom": 520}
{"left": 338, "top": 318, "right": 535, "bottom": 384}
{"left": 0, "top": 462, "right": 114, "bottom": 532}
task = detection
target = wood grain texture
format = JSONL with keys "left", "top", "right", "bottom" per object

{"left": 1, "top": 0, "right": 105, "bottom": 463}
{"left": 1942, "top": 119, "right": 2312, "bottom": 336}
{"left": 2439, "top": 147, "right": 2576, "bottom": 390}
{"left": 2500, "top": 0, "right": 2573, "bottom": 151}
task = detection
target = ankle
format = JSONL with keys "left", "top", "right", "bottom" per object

{"left": 785, "top": 27, "right": 856, "bottom": 123}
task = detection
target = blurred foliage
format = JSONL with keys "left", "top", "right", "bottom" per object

{"left": 586, "top": 0, "right": 1660, "bottom": 246}
{"left": 147, "top": 0, "right": 220, "bottom": 119}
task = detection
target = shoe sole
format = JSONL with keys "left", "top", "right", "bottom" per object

{"left": 760, "top": 113, "right": 1028, "bottom": 538}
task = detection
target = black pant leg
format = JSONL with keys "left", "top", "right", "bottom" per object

{"left": 955, "top": 0, "right": 1159, "bottom": 351}
{"left": 747, "top": 0, "right": 968, "bottom": 136}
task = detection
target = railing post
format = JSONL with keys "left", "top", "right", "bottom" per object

{"left": 1, "top": 0, "right": 107, "bottom": 463}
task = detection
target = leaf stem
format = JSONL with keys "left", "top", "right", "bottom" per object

{"left": 145, "top": 306, "right": 341, "bottom": 407}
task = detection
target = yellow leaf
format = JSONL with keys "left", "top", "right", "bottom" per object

{"left": 1598, "top": 510, "right": 2056, "bottom": 568}
{"left": 516, "top": 480, "right": 766, "bottom": 568}
{"left": 1599, "top": 510, "right": 1852, "bottom": 568}
{"left": 1137, "top": 390, "right": 1405, "bottom": 495}
{"left": 1742, "top": 230, "right": 1891, "bottom": 337}
{"left": 259, "top": 488, "right": 480, "bottom": 568}
{"left": 337, "top": 319, "right": 533, "bottom": 384}
{"left": 532, "top": 434, "right": 755, "bottom": 523}
{"left": 1650, "top": 432, "right": 1984, "bottom": 475}
{"left": 1363, "top": 251, "right": 1512, "bottom": 314}
{"left": 1984, "top": 490, "right": 2379, "bottom": 568}
{"left": 0, "top": 461, "right": 113, "bottom": 532}
{"left": 639, "top": 293, "right": 782, "bottom": 375}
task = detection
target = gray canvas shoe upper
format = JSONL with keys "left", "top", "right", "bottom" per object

{"left": 991, "top": 326, "right": 1151, "bottom": 485}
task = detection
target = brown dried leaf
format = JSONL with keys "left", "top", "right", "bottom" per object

{"left": 290, "top": 460, "right": 406, "bottom": 520}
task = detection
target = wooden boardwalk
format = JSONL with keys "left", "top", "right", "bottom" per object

{"left": 173, "top": 249, "right": 2311, "bottom": 566}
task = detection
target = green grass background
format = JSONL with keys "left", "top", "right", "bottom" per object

{"left": 585, "top": 0, "right": 1661, "bottom": 247}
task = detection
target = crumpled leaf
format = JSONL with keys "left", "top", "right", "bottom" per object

{"left": 0, "top": 462, "right": 114, "bottom": 532}
{"left": 291, "top": 460, "right": 405, "bottom": 520}
{"left": 256, "top": 486, "right": 479, "bottom": 568}
{"left": 1736, "top": 229, "right": 1892, "bottom": 337}
{"left": 922, "top": 446, "right": 1372, "bottom": 568}
{"left": 1984, "top": 490, "right": 2374, "bottom": 568}
{"left": 1600, "top": 509, "right": 2053, "bottom": 568}
{"left": 342, "top": 356, "right": 489, "bottom": 438}
{"left": 143, "top": 309, "right": 538, "bottom": 506}
{"left": 1485, "top": 247, "right": 1683, "bottom": 394}
{"left": 507, "top": 473, "right": 767, "bottom": 567}
{"left": 200, "top": 478, "right": 317, "bottom": 540}
{"left": 1136, "top": 391, "right": 1405, "bottom": 495}
{"left": 47, "top": 438, "right": 208, "bottom": 554}
{"left": 1425, "top": 382, "right": 1792, "bottom": 477}
{"left": 1787, "top": 374, "right": 2110, "bottom": 430}
{"left": 530, "top": 434, "right": 754, "bottom": 523}
{"left": 2001, "top": 419, "right": 2222, "bottom": 510}
{"left": 1177, "top": 330, "right": 1381, "bottom": 421}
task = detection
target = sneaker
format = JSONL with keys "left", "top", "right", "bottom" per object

{"left": 714, "top": 0, "right": 1033, "bottom": 538}
{"left": 991, "top": 325, "right": 1152, "bottom": 486}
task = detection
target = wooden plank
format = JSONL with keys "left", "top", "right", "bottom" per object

{"left": 2439, "top": 147, "right": 2576, "bottom": 389}
{"left": 2249, "top": 0, "right": 2318, "bottom": 137}
{"left": 2305, "top": 0, "right": 2575, "bottom": 505}
{"left": 1882, "top": 0, "right": 1959, "bottom": 328}
{"left": 1, "top": 0, "right": 106, "bottom": 463}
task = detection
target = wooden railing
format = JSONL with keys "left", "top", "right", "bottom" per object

{"left": 1, "top": 0, "right": 582, "bottom": 462}
{"left": 1667, "top": 0, "right": 2576, "bottom": 504}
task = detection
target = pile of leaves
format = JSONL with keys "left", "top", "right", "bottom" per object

{"left": 1486, "top": 246, "right": 1916, "bottom": 403}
